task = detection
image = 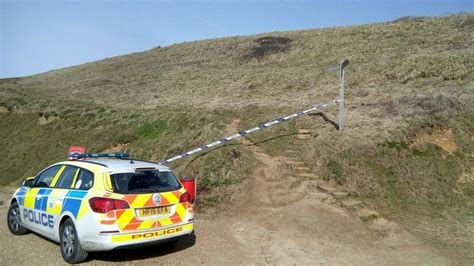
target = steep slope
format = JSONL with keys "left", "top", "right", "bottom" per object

{"left": 0, "top": 14, "right": 473, "bottom": 261}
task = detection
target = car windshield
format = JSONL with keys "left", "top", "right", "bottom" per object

{"left": 111, "top": 170, "right": 181, "bottom": 194}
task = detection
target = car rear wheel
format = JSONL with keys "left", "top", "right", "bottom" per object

{"left": 60, "top": 219, "right": 88, "bottom": 264}
{"left": 7, "top": 202, "right": 29, "bottom": 235}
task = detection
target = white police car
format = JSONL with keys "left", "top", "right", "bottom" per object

{"left": 7, "top": 153, "right": 194, "bottom": 263}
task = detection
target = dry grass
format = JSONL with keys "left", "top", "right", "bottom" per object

{"left": 1, "top": 14, "right": 471, "bottom": 114}
{"left": 459, "top": 13, "right": 474, "bottom": 28}
{"left": 390, "top": 54, "right": 472, "bottom": 82}
{"left": 0, "top": 13, "right": 473, "bottom": 253}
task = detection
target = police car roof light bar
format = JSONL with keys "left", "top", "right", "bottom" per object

{"left": 69, "top": 153, "right": 130, "bottom": 159}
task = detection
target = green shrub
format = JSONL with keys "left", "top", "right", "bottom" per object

{"left": 135, "top": 119, "right": 168, "bottom": 139}
{"left": 113, "top": 132, "right": 137, "bottom": 144}
{"left": 327, "top": 160, "right": 346, "bottom": 184}
{"left": 386, "top": 140, "right": 409, "bottom": 151}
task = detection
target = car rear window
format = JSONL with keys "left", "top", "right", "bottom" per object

{"left": 111, "top": 170, "right": 181, "bottom": 194}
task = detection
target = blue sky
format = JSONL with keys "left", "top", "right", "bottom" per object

{"left": 1, "top": 0, "right": 472, "bottom": 78}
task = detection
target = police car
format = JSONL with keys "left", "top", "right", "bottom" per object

{"left": 7, "top": 153, "right": 194, "bottom": 263}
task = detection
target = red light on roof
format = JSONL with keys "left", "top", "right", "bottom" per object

{"left": 68, "top": 146, "right": 87, "bottom": 160}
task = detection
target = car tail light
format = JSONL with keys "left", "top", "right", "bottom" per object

{"left": 89, "top": 197, "right": 130, "bottom": 213}
{"left": 179, "top": 191, "right": 193, "bottom": 204}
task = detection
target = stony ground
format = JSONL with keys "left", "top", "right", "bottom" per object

{"left": 0, "top": 186, "right": 455, "bottom": 265}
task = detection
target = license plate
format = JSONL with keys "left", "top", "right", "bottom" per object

{"left": 137, "top": 206, "right": 170, "bottom": 217}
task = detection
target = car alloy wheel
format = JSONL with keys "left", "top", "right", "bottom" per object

{"left": 60, "top": 219, "right": 88, "bottom": 263}
{"left": 61, "top": 224, "right": 76, "bottom": 258}
{"left": 8, "top": 205, "right": 22, "bottom": 232}
{"left": 7, "top": 202, "right": 28, "bottom": 235}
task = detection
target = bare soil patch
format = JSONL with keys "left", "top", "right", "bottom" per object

{"left": 245, "top": 36, "right": 292, "bottom": 60}
{"left": 411, "top": 128, "right": 458, "bottom": 154}
{"left": 38, "top": 115, "right": 60, "bottom": 125}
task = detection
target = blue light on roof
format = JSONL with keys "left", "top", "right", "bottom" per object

{"left": 69, "top": 153, "right": 130, "bottom": 159}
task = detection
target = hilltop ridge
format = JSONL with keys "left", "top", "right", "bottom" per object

{"left": 0, "top": 13, "right": 473, "bottom": 261}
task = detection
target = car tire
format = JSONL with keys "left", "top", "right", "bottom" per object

{"left": 7, "top": 202, "right": 29, "bottom": 235}
{"left": 60, "top": 219, "right": 88, "bottom": 264}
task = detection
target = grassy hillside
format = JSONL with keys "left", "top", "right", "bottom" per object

{"left": 1, "top": 13, "right": 473, "bottom": 253}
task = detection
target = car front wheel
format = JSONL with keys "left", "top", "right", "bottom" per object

{"left": 7, "top": 202, "right": 29, "bottom": 235}
{"left": 60, "top": 219, "right": 88, "bottom": 264}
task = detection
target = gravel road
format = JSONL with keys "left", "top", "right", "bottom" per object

{"left": 0, "top": 181, "right": 459, "bottom": 265}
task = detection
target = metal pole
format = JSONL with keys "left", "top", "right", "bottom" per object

{"left": 159, "top": 59, "right": 349, "bottom": 165}
{"left": 338, "top": 59, "right": 349, "bottom": 131}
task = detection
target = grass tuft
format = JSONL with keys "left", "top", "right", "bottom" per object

{"left": 392, "top": 55, "right": 473, "bottom": 82}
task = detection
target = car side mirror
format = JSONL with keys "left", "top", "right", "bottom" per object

{"left": 23, "top": 177, "right": 35, "bottom": 187}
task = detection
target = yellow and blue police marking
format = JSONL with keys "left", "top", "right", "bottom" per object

{"left": 15, "top": 187, "right": 89, "bottom": 229}
{"left": 19, "top": 188, "right": 55, "bottom": 228}
{"left": 35, "top": 188, "right": 53, "bottom": 211}
{"left": 15, "top": 187, "right": 28, "bottom": 206}
{"left": 61, "top": 190, "right": 88, "bottom": 218}
{"left": 16, "top": 188, "right": 88, "bottom": 217}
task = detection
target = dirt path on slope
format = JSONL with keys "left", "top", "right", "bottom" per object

{"left": 216, "top": 119, "right": 453, "bottom": 264}
{"left": 0, "top": 119, "right": 462, "bottom": 264}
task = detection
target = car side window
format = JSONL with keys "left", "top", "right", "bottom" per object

{"left": 74, "top": 169, "right": 94, "bottom": 190}
{"left": 34, "top": 165, "right": 62, "bottom": 188}
{"left": 55, "top": 166, "right": 79, "bottom": 189}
